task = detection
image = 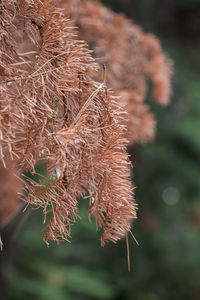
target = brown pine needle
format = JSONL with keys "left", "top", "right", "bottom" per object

{"left": 0, "top": 234, "right": 3, "bottom": 251}
{"left": 70, "top": 82, "right": 104, "bottom": 128}
{"left": 126, "top": 233, "right": 130, "bottom": 272}
{"left": 10, "top": 61, "right": 34, "bottom": 66}
{"left": 129, "top": 230, "right": 139, "bottom": 246}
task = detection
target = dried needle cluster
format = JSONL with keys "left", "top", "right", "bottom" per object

{"left": 0, "top": 0, "right": 136, "bottom": 245}
{"left": 57, "top": 0, "right": 173, "bottom": 144}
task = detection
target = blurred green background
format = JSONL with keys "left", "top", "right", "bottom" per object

{"left": 1, "top": 0, "right": 200, "bottom": 299}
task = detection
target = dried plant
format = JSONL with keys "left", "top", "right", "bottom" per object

{"left": 57, "top": 0, "right": 173, "bottom": 144}
{"left": 0, "top": 0, "right": 137, "bottom": 246}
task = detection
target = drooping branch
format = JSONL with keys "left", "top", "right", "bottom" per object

{"left": 0, "top": 0, "right": 136, "bottom": 246}
{"left": 57, "top": 0, "right": 173, "bottom": 144}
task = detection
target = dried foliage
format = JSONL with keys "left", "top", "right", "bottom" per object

{"left": 0, "top": 0, "right": 136, "bottom": 245}
{"left": 57, "top": 0, "right": 173, "bottom": 144}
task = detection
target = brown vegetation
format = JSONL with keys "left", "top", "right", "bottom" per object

{"left": 57, "top": 0, "right": 173, "bottom": 144}
{"left": 0, "top": 0, "right": 137, "bottom": 246}
{"left": 0, "top": 0, "right": 173, "bottom": 246}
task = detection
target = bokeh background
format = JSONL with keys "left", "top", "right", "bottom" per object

{"left": 1, "top": 0, "right": 200, "bottom": 299}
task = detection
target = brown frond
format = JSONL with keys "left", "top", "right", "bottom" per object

{"left": 0, "top": 0, "right": 136, "bottom": 245}
{"left": 140, "top": 33, "right": 173, "bottom": 106}
{"left": 57, "top": 0, "right": 173, "bottom": 144}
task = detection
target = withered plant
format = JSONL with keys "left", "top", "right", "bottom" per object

{"left": 0, "top": 0, "right": 137, "bottom": 246}
{"left": 57, "top": 0, "right": 173, "bottom": 144}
